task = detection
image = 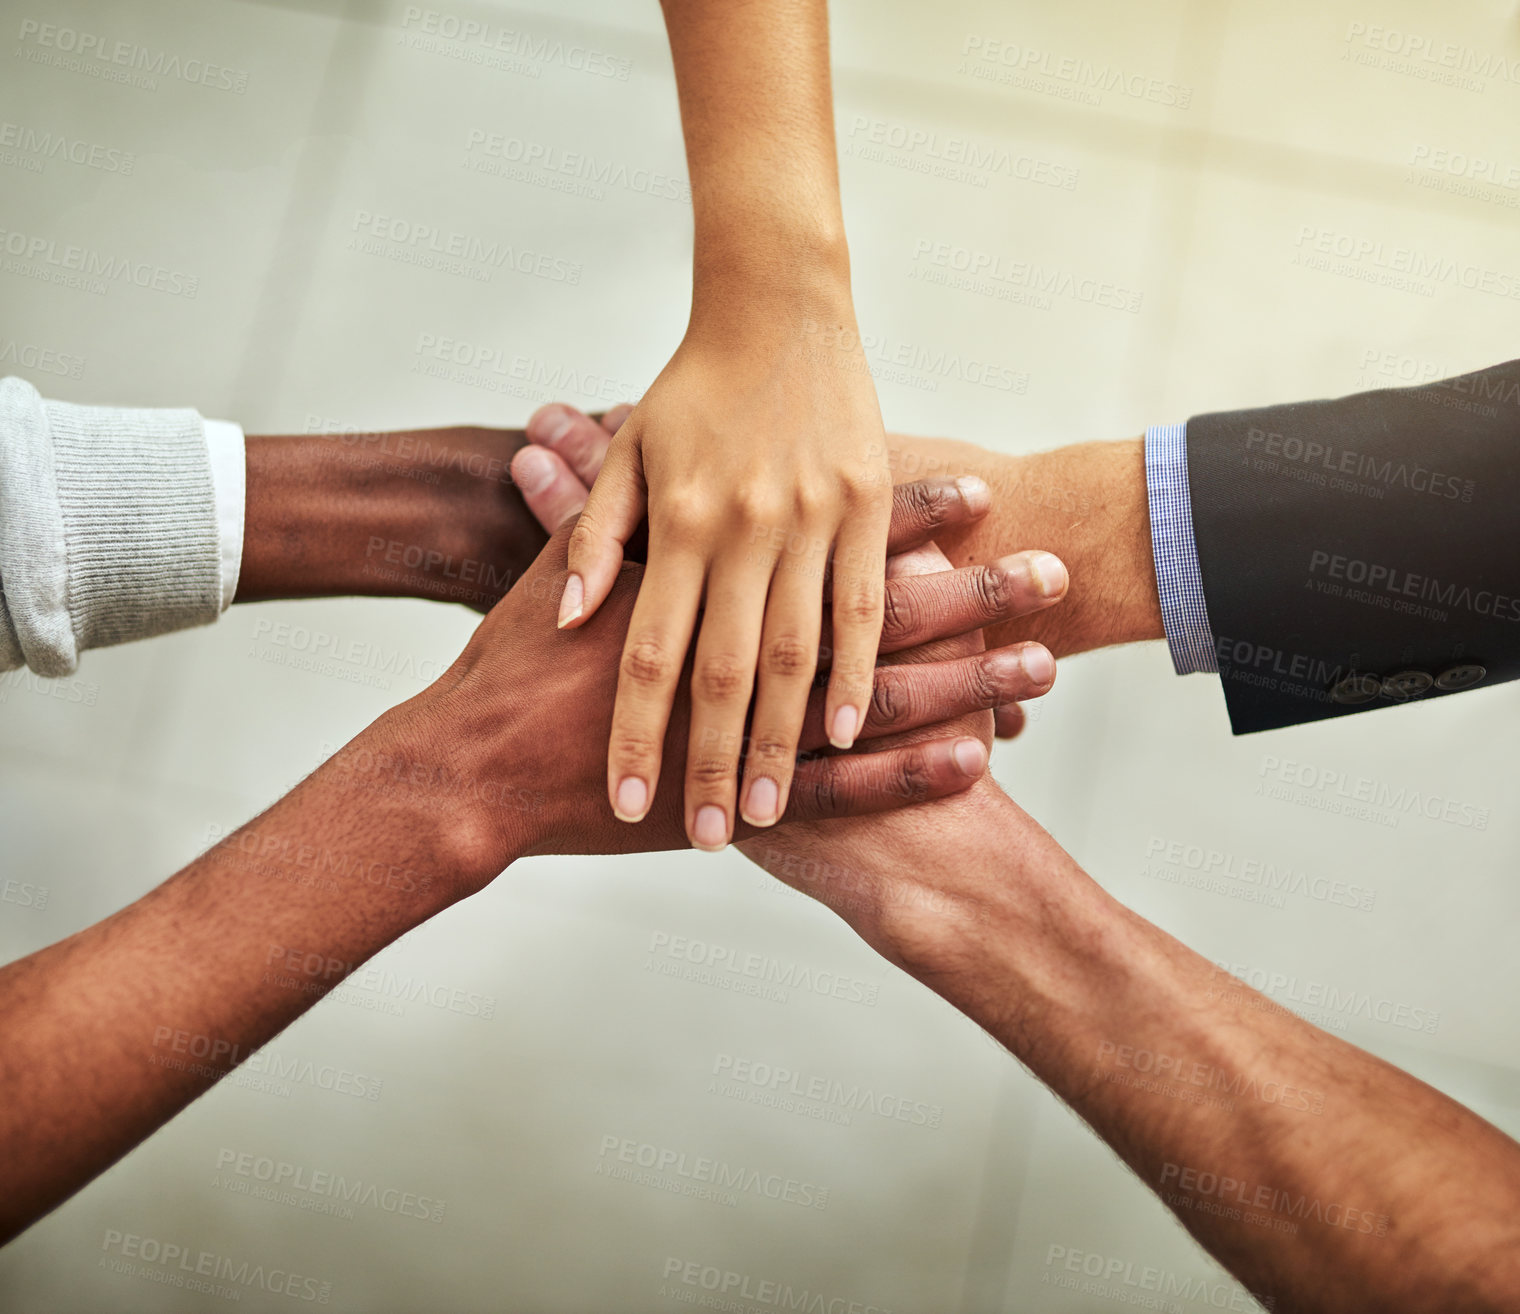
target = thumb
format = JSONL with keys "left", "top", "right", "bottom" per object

{"left": 559, "top": 430, "right": 645, "bottom": 628}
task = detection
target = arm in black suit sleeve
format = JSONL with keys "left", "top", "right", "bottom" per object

{"left": 1186, "top": 359, "right": 1520, "bottom": 733}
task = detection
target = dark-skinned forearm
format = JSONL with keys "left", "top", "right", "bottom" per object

{"left": 914, "top": 824, "right": 1520, "bottom": 1311}
{"left": 0, "top": 702, "right": 507, "bottom": 1244}
{"left": 238, "top": 427, "right": 546, "bottom": 609}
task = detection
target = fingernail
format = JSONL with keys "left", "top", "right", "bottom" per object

{"left": 557, "top": 574, "right": 584, "bottom": 628}
{"left": 952, "top": 738, "right": 987, "bottom": 777}
{"left": 955, "top": 475, "right": 990, "bottom": 513}
{"left": 829, "top": 705, "right": 860, "bottom": 750}
{"left": 514, "top": 447, "right": 556, "bottom": 496}
{"left": 1021, "top": 645, "right": 1055, "bottom": 688}
{"left": 1029, "top": 552, "right": 1068, "bottom": 598}
{"left": 692, "top": 805, "right": 728, "bottom": 851}
{"left": 614, "top": 776, "right": 648, "bottom": 822}
{"left": 741, "top": 777, "right": 780, "bottom": 827}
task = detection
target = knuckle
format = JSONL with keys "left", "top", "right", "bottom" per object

{"left": 761, "top": 635, "right": 815, "bottom": 681}
{"left": 895, "top": 756, "right": 932, "bottom": 802}
{"left": 734, "top": 487, "right": 786, "bottom": 528}
{"left": 746, "top": 733, "right": 795, "bottom": 769}
{"left": 621, "top": 637, "right": 676, "bottom": 689}
{"left": 971, "top": 564, "right": 1013, "bottom": 617}
{"left": 837, "top": 575, "right": 884, "bottom": 629}
{"left": 969, "top": 656, "right": 1009, "bottom": 708}
{"left": 565, "top": 517, "right": 601, "bottom": 561}
{"left": 868, "top": 671, "right": 907, "bottom": 728}
{"left": 879, "top": 582, "right": 919, "bottom": 641}
{"left": 894, "top": 479, "right": 939, "bottom": 530}
{"left": 688, "top": 753, "right": 737, "bottom": 787}
{"left": 612, "top": 730, "right": 663, "bottom": 775}
{"left": 694, "top": 654, "right": 750, "bottom": 705}
{"left": 792, "top": 478, "right": 835, "bottom": 520}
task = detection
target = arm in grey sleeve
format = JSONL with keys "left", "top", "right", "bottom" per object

{"left": 0, "top": 377, "right": 244, "bottom": 676}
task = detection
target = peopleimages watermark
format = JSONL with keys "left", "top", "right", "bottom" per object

{"left": 1142, "top": 835, "right": 1376, "bottom": 913}
{"left": 1042, "top": 1244, "right": 1271, "bottom": 1312}
{"left": 248, "top": 616, "right": 447, "bottom": 691}
{"left": 1291, "top": 225, "right": 1520, "bottom": 302}
{"left": 1207, "top": 962, "right": 1441, "bottom": 1036}
{"left": 645, "top": 930, "right": 879, "bottom": 1007}
{"left": 0, "top": 225, "right": 199, "bottom": 298}
{"left": 1307, "top": 549, "right": 1519, "bottom": 623}
{"left": 204, "top": 820, "right": 440, "bottom": 895}
{"left": 100, "top": 1228, "right": 331, "bottom": 1303}
{"left": 800, "top": 318, "right": 1027, "bottom": 395}
{"left": 411, "top": 331, "right": 645, "bottom": 407}
{"left": 0, "top": 337, "right": 85, "bottom": 379}
{"left": 212, "top": 1147, "right": 446, "bottom": 1224}
{"left": 843, "top": 114, "right": 1079, "bottom": 191}
{"left": 1092, "top": 1039, "right": 1326, "bottom": 1115}
{"left": 345, "top": 209, "right": 583, "bottom": 286}
{"left": 709, "top": 1052, "right": 944, "bottom": 1130}
{"left": 15, "top": 19, "right": 249, "bottom": 94}
{"left": 1158, "top": 1161, "right": 1390, "bottom": 1239}
{"left": 908, "top": 238, "right": 1144, "bottom": 313}
{"left": 149, "top": 1025, "right": 387, "bottom": 1100}
{"left": 596, "top": 1134, "right": 829, "bottom": 1210}
{"left": 1341, "top": 19, "right": 1520, "bottom": 93}
{"left": 957, "top": 36, "right": 1193, "bottom": 109}
{"left": 263, "top": 942, "right": 497, "bottom": 1020}
{"left": 1257, "top": 754, "right": 1489, "bottom": 833}
{"left": 0, "top": 118, "right": 133, "bottom": 174}
{"left": 659, "top": 1257, "right": 890, "bottom": 1313}
{"left": 1245, "top": 426, "right": 1474, "bottom": 503}
{"left": 397, "top": 7, "right": 631, "bottom": 81}
{"left": 462, "top": 129, "right": 689, "bottom": 203}
{"left": 1, "top": 878, "right": 49, "bottom": 912}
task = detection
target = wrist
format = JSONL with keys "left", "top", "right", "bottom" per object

{"left": 325, "top": 692, "right": 539, "bottom": 901}
{"left": 688, "top": 227, "right": 854, "bottom": 341}
{"left": 885, "top": 436, "right": 1162, "bottom": 658}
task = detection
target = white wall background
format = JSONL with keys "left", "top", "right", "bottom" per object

{"left": 2, "top": 0, "right": 1518, "bottom": 1310}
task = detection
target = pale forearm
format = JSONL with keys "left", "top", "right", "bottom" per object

{"left": 659, "top": 0, "right": 851, "bottom": 322}
{"left": 885, "top": 433, "right": 1162, "bottom": 658}
{"left": 926, "top": 827, "right": 1520, "bottom": 1310}
{"left": 0, "top": 707, "right": 485, "bottom": 1243}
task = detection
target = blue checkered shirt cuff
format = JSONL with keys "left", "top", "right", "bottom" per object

{"left": 1145, "top": 422, "right": 1217, "bottom": 675}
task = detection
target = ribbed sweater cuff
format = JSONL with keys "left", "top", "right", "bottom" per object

{"left": 0, "top": 378, "right": 222, "bottom": 674}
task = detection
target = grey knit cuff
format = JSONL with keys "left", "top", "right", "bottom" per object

{"left": 0, "top": 377, "right": 222, "bottom": 675}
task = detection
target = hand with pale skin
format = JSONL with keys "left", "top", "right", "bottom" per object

{"left": 521, "top": 405, "right": 1054, "bottom": 741}
{"left": 561, "top": 0, "right": 895, "bottom": 855}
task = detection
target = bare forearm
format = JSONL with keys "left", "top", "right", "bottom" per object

{"left": 0, "top": 706, "right": 488, "bottom": 1243}
{"left": 238, "top": 426, "right": 544, "bottom": 609}
{"left": 886, "top": 433, "right": 1162, "bottom": 658}
{"left": 927, "top": 825, "right": 1520, "bottom": 1309}
{"left": 660, "top": 0, "right": 851, "bottom": 323}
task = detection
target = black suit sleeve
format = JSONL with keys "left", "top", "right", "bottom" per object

{"left": 1185, "top": 359, "right": 1520, "bottom": 734}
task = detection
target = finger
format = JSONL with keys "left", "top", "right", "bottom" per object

{"left": 994, "top": 703, "right": 1026, "bottom": 740}
{"left": 684, "top": 555, "right": 773, "bottom": 850}
{"left": 794, "top": 643, "right": 1054, "bottom": 751}
{"left": 511, "top": 445, "right": 589, "bottom": 533}
{"left": 876, "top": 551, "right": 1068, "bottom": 655}
{"left": 527, "top": 403, "right": 614, "bottom": 488}
{"left": 738, "top": 538, "right": 827, "bottom": 828}
{"left": 768, "top": 736, "right": 987, "bottom": 828}
{"left": 600, "top": 403, "right": 634, "bottom": 435}
{"left": 885, "top": 476, "right": 991, "bottom": 554}
{"left": 561, "top": 431, "right": 645, "bottom": 628}
{"left": 607, "top": 549, "right": 705, "bottom": 823}
{"left": 824, "top": 498, "right": 891, "bottom": 749}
